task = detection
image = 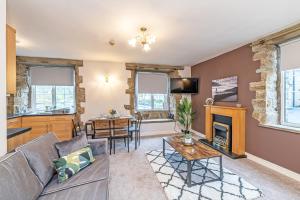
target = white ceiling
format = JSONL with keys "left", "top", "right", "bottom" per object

{"left": 7, "top": 0, "right": 300, "bottom": 66}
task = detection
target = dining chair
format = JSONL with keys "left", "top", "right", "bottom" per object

{"left": 129, "top": 112, "right": 143, "bottom": 148}
{"left": 72, "top": 119, "right": 86, "bottom": 137}
{"left": 111, "top": 118, "right": 130, "bottom": 154}
{"left": 92, "top": 119, "right": 111, "bottom": 140}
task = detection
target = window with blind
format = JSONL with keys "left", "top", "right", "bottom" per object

{"left": 136, "top": 72, "right": 169, "bottom": 110}
{"left": 30, "top": 66, "right": 75, "bottom": 112}
{"left": 280, "top": 38, "right": 300, "bottom": 127}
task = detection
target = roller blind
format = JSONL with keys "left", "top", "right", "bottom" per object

{"left": 137, "top": 72, "right": 168, "bottom": 94}
{"left": 30, "top": 66, "right": 75, "bottom": 86}
{"left": 280, "top": 38, "right": 300, "bottom": 71}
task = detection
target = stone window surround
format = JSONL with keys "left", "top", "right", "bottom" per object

{"left": 249, "top": 23, "right": 300, "bottom": 133}
{"left": 14, "top": 56, "right": 85, "bottom": 124}
{"left": 124, "top": 63, "right": 185, "bottom": 119}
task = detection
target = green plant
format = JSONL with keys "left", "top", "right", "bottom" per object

{"left": 176, "top": 97, "right": 195, "bottom": 135}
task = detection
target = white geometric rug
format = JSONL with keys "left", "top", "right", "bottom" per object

{"left": 146, "top": 149, "right": 263, "bottom": 200}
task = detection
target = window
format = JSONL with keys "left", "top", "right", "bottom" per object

{"left": 32, "top": 85, "right": 75, "bottom": 112}
{"left": 136, "top": 72, "right": 169, "bottom": 111}
{"left": 30, "top": 66, "right": 75, "bottom": 112}
{"left": 281, "top": 69, "right": 300, "bottom": 127}
{"left": 280, "top": 39, "right": 300, "bottom": 127}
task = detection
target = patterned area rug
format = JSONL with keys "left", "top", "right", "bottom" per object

{"left": 146, "top": 149, "right": 263, "bottom": 200}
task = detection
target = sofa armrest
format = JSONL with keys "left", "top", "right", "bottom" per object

{"left": 88, "top": 139, "right": 108, "bottom": 155}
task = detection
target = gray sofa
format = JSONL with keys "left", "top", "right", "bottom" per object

{"left": 0, "top": 132, "right": 109, "bottom": 200}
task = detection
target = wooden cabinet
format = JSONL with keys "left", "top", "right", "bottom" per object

{"left": 7, "top": 130, "right": 30, "bottom": 152}
{"left": 49, "top": 116, "right": 73, "bottom": 141}
{"left": 7, "top": 117, "right": 22, "bottom": 128}
{"left": 21, "top": 115, "right": 74, "bottom": 141}
{"left": 6, "top": 25, "right": 16, "bottom": 94}
{"left": 22, "top": 117, "right": 50, "bottom": 141}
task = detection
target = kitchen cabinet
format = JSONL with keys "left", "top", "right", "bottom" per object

{"left": 6, "top": 25, "right": 16, "bottom": 94}
{"left": 21, "top": 115, "right": 74, "bottom": 141}
{"left": 7, "top": 130, "right": 31, "bottom": 152}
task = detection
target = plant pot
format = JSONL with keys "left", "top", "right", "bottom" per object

{"left": 184, "top": 137, "right": 192, "bottom": 144}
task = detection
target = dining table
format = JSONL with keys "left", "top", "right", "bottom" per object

{"left": 85, "top": 115, "right": 140, "bottom": 149}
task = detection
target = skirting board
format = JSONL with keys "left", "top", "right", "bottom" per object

{"left": 246, "top": 152, "right": 300, "bottom": 182}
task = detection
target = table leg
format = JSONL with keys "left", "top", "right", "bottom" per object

{"left": 163, "top": 139, "right": 165, "bottom": 157}
{"left": 219, "top": 156, "right": 223, "bottom": 180}
{"left": 135, "top": 123, "right": 137, "bottom": 150}
{"left": 187, "top": 160, "right": 192, "bottom": 187}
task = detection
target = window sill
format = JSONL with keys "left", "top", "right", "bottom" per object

{"left": 259, "top": 123, "right": 300, "bottom": 134}
{"left": 142, "top": 119, "right": 175, "bottom": 124}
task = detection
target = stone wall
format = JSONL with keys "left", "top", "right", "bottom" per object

{"left": 249, "top": 23, "right": 300, "bottom": 125}
{"left": 124, "top": 63, "right": 184, "bottom": 119}
{"left": 12, "top": 56, "right": 85, "bottom": 123}
{"left": 249, "top": 44, "right": 279, "bottom": 124}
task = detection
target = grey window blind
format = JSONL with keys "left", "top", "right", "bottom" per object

{"left": 30, "top": 66, "right": 75, "bottom": 86}
{"left": 137, "top": 72, "right": 168, "bottom": 94}
{"left": 280, "top": 38, "right": 300, "bottom": 71}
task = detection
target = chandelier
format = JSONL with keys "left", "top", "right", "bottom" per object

{"left": 128, "top": 27, "right": 156, "bottom": 52}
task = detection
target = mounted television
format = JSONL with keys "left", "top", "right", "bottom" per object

{"left": 170, "top": 78, "right": 199, "bottom": 94}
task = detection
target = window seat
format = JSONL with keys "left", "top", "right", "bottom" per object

{"left": 142, "top": 119, "right": 175, "bottom": 124}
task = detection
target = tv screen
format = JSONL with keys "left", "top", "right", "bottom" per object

{"left": 170, "top": 78, "right": 199, "bottom": 94}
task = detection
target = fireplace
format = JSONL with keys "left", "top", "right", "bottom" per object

{"left": 212, "top": 114, "right": 232, "bottom": 152}
{"left": 213, "top": 122, "right": 231, "bottom": 151}
{"left": 201, "top": 105, "right": 246, "bottom": 159}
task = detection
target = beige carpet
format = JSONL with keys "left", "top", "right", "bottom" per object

{"left": 108, "top": 136, "right": 300, "bottom": 200}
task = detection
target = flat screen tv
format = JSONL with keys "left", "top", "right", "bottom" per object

{"left": 170, "top": 78, "right": 199, "bottom": 94}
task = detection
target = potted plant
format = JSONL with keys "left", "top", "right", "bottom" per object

{"left": 177, "top": 97, "right": 195, "bottom": 144}
{"left": 108, "top": 109, "right": 117, "bottom": 118}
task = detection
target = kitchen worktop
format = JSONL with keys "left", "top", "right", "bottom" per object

{"left": 7, "top": 111, "right": 76, "bottom": 119}
{"left": 7, "top": 127, "right": 32, "bottom": 139}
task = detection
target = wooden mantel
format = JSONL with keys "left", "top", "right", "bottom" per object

{"left": 204, "top": 105, "right": 246, "bottom": 156}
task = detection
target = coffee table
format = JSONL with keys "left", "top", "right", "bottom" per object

{"left": 163, "top": 135, "right": 223, "bottom": 187}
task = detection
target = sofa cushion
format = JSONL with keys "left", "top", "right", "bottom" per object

{"left": 41, "top": 154, "right": 109, "bottom": 196}
{"left": 16, "top": 132, "right": 59, "bottom": 186}
{"left": 38, "top": 179, "right": 109, "bottom": 200}
{"left": 53, "top": 146, "right": 95, "bottom": 183}
{"left": 55, "top": 134, "right": 88, "bottom": 157}
{"left": 0, "top": 151, "right": 43, "bottom": 200}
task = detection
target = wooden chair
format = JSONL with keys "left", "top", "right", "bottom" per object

{"left": 72, "top": 119, "right": 86, "bottom": 137}
{"left": 92, "top": 119, "right": 111, "bottom": 139}
{"left": 111, "top": 118, "right": 130, "bottom": 154}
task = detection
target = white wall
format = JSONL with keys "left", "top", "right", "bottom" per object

{"left": 80, "top": 61, "right": 191, "bottom": 136}
{"left": 80, "top": 61, "right": 130, "bottom": 123}
{"left": 0, "top": 0, "right": 7, "bottom": 156}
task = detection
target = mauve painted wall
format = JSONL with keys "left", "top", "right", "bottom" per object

{"left": 191, "top": 45, "right": 300, "bottom": 173}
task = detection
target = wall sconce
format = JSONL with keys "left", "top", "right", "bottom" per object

{"left": 104, "top": 75, "right": 109, "bottom": 83}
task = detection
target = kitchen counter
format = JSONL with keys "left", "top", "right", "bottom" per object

{"left": 7, "top": 127, "right": 32, "bottom": 139}
{"left": 7, "top": 112, "right": 76, "bottom": 119}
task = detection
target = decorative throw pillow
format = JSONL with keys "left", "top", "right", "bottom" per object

{"left": 55, "top": 134, "right": 89, "bottom": 157}
{"left": 53, "top": 146, "right": 95, "bottom": 183}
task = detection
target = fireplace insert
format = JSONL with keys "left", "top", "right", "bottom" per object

{"left": 212, "top": 116, "right": 232, "bottom": 151}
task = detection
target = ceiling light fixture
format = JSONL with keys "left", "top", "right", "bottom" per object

{"left": 128, "top": 27, "right": 156, "bottom": 52}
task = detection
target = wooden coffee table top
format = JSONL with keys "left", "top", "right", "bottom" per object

{"left": 163, "top": 135, "right": 221, "bottom": 161}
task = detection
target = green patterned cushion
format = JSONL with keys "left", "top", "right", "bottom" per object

{"left": 53, "top": 146, "right": 95, "bottom": 183}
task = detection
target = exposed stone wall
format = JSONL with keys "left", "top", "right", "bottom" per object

{"left": 249, "top": 44, "right": 279, "bottom": 124}
{"left": 13, "top": 56, "right": 85, "bottom": 124}
{"left": 249, "top": 23, "right": 300, "bottom": 125}
{"left": 14, "top": 63, "right": 31, "bottom": 113}
{"left": 124, "top": 63, "right": 184, "bottom": 119}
